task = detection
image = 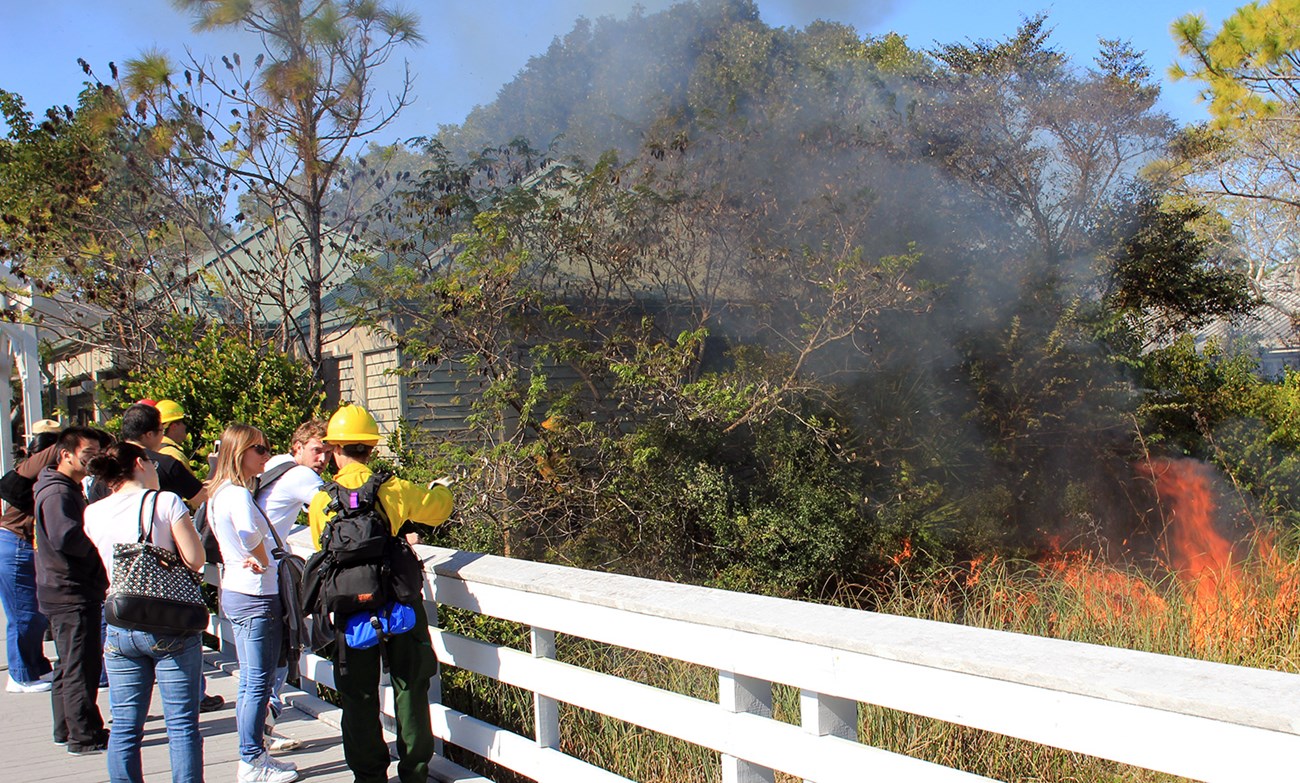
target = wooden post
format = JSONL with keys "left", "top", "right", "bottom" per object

{"left": 801, "top": 689, "right": 857, "bottom": 783}
{"left": 0, "top": 332, "right": 12, "bottom": 473}
{"left": 532, "top": 627, "right": 559, "bottom": 749}
{"left": 720, "top": 671, "right": 776, "bottom": 783}
{"left": 15, "top": 322, "right": 41, "bottom": 443}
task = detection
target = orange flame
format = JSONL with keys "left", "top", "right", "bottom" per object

{"left": 966, "top": 554, "right": 996, "bottom": 587}
{"left": 1138, "top": 457, "right": 1300, "bottom": 652}
{"left": 1039, "top": 548, "right": 1167, "bottom": 633}
{"left": 885, "top": 458, "right": 1300, "bottom": 658}
{"left": 890, "top": 537, "right": 913, "bottom": 567}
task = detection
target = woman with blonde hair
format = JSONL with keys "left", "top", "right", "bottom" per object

{"left": 208, "top": 424, "right": 299, "bottom": 783}
{"left": 84, "top": 441, "right": 206, "bottom": 782}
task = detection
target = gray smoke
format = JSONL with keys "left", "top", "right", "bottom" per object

{"left": 759, "top": 0, "right": 897, "bottom": 28}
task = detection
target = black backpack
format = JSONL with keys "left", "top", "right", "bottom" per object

{"left": 301, "top": 470, "right": 424, "bottom": 646}
{"left": 194, "top": 461, "right": 297, "bottom": 565}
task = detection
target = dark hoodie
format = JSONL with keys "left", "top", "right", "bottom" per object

{"left": 32, "top": 466, "right": 108, "bottom": 609}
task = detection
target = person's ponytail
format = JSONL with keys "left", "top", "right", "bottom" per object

{"left": 86, "top": 441, "right": 146, "bottom": 491}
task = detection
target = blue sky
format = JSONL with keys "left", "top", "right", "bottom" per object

{"left": 0, "top": 0, "right": 1243, "bottom": 142}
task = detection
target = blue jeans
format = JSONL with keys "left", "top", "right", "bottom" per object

{"left": 100, "top": 609, "right": 109, "bottom": 688}
{"left": 0, "top": 529, "right": 51, "bottom": 683}
{"left": 104, "top": 625, "right": 203, "bottom": 783}
{"left": 269, "top": 664, "right": 288, "bottom": 719}
{"left": 224, "top": 591, "right": 283, "bottom": 762}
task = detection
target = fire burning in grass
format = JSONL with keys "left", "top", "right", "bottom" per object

{"left": 1138, "top": 457, "right": 1300, "bottom": 655}
{"left": 881, "top": 457, "right": 1300, "bottom": 664}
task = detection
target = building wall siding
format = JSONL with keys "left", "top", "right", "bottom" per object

{"left": 364, "top": 348, "right": 401, "bottom": 443}
{"left": 403, "top": 360, "right": 479, "bottom": 441}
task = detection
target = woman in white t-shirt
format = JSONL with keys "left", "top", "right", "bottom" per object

{"left": 207, "top": 423, "right": 299, "bottom": 783}
{"left": 84, "top": 441, "right": 206, "bottom": 783}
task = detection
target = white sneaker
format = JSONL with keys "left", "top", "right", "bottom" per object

{"left": 263, "top": 755, "right": 296, "bottom": 773}
{"left": 6, "top": 675, "right": 52, "bottom": 693}
{"left": 236, "top": 753, "right": 299, "bottom": 783}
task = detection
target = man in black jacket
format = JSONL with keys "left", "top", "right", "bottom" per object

{"left": 33, "top": 426, "right": 112, "bottom": 755}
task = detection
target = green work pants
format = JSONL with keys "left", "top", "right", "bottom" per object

{"left": 334, "top": 601, "right": 439, "bottom": 783}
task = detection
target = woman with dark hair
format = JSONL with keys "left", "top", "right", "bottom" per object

{"left": 208, "top": 424, "right": 299, "bottom": 783}
{"left": 84, "top": 441, "right": 206, "bottom": 783}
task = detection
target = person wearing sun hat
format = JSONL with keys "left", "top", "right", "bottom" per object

{"left": 30, "top": 417, "right": 62, "bottom": 442}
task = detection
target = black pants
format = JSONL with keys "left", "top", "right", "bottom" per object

{"left": 335, "top": 601, "right": 439, "bottom": 783}
{"left": 47, "top": 602, "right": 105, "bottom": 746}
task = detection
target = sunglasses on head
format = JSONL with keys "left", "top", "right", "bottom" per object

{"left": 247, "top": 443, "right": 270, "bottom": 455}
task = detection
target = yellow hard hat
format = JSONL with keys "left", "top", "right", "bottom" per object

{"left": 324, "top": 404, "right": 380, "bottom": 445}
{"left": 156, "top": 400, "right": 186, "bottom": 425}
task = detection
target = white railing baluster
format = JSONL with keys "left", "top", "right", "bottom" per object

{"left": 720, "top": 671, "right": 776, "bottom": 783}
{"left": 430, "top": 602, "right": 445, "bottom": 756}
{"left": 531, "top": 627, "right": 560, "bottom": 749}
{"left": 801, "top": 689, "right": 857, "bottom": 740}
{"left": 800, "top": 690, "right": 858, "bottom": 783}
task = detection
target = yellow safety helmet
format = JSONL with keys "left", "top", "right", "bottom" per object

{"left": 324, "top": 404, "right": 380, "bottom": 445}
{"left": 156, "top": 399, "right": 186, "bottom": 425}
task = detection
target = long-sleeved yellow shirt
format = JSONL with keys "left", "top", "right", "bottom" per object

{"left": 307, "top": 461, "right": 453, "bottom": 550}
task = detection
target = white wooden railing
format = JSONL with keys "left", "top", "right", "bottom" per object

{"left": 205, "top": 533, "right": 1300, "bottom": 783}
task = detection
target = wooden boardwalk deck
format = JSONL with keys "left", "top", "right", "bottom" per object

{"left": 1, "top": 601, "right": 356, "bottom": 783}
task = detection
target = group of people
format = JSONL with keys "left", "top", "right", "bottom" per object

{"left": 0, "top": 401, "right": 455, "bottom": 783}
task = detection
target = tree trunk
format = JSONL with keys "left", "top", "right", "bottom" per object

{"left": 305, "top": 201, "right": 323, "bottom": 374}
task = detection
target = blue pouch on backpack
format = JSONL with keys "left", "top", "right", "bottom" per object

{"left": 343, "top": 601, "right": 417, "bottom": 649}
{"left": 343, "top": 611, "right": 382, "bottom": 649}
{"left": 384, "top": 601, "right": 417, "bottom": 636}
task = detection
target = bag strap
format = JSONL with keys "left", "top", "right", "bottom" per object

{"left": 137, "top": 489, "right": 159, "bottom": 544}
{"left": 211, "top": 480, "right": 286, "bottom": 559}
{"left": 322, "top": 471, "right": 394, "bottom": 530}
{"left": 253, "top": 461, "right": 296, "bottom": 501}
{"left": 251, "top": 500, "right": 288, "bottom": 559}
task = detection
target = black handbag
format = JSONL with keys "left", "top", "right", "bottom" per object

{"left": 104, "top": 490, "right": 209, "bottom": 636}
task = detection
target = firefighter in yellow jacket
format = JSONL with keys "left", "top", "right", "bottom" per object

{"left": 307, "top": 405, "right": 453, "bottom": 783}
{"left": 154, "top": 400, "right": 190, "bottom": 467}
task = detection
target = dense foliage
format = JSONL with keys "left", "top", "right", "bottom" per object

{"left": 104, "top": 317, "right": 326, "bottom": 471}
{"left": 340, "top": 1, "right": 1263, "bottom": 599}
{"left": 0, "top": 85, "right": 225, "bottom": 368}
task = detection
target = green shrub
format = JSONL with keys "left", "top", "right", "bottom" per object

{"left": 103, "top": 316, "right": 325, "bottom": 472}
